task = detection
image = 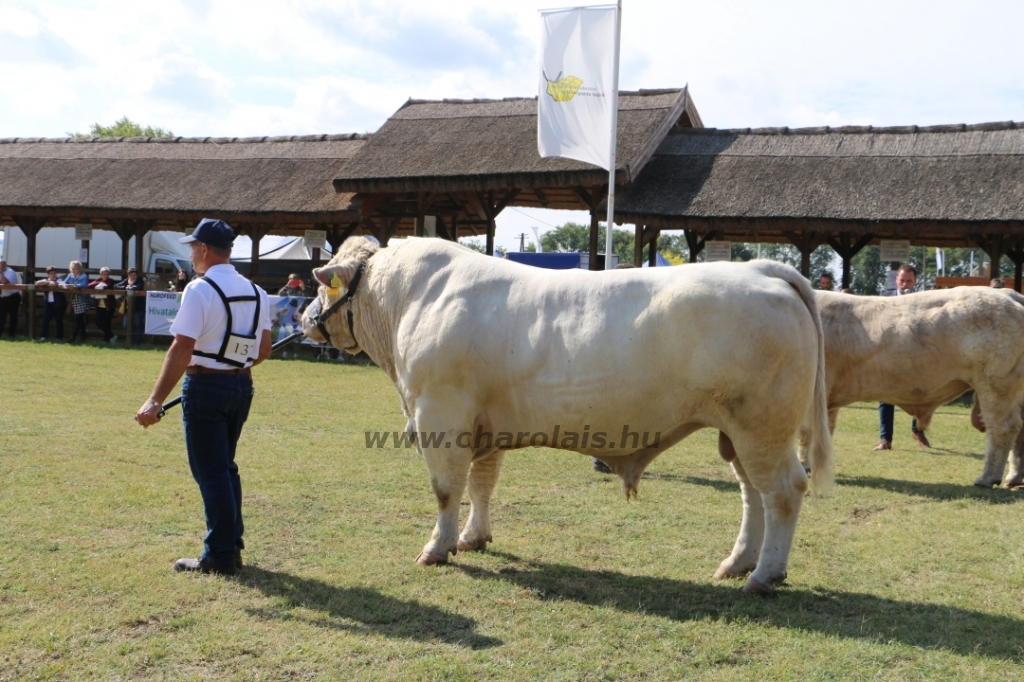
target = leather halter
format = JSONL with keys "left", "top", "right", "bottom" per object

{"left": 313, "top": 263, "right": 365, "bottom": 352}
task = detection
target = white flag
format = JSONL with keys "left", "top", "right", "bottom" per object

{"left": 538, "top": 5, "right": 619, "bottom": 171}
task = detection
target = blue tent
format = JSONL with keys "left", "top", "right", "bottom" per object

{"left": 505, "top": 252, "right": 582, "bottom": 270}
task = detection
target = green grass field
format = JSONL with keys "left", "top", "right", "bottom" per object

{"left": 1, "top": 341, "right": 1022, "bottom": 681}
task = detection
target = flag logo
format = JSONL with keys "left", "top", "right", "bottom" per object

{"left": 543, "top": 71, "right": 584, "bottom": 102}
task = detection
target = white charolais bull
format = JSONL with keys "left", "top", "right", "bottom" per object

{"left": 800, "top": 288, "right": 1024, "bottom": 488}
{"left": 303, "top": 237, "right": 833, "bottom": 593}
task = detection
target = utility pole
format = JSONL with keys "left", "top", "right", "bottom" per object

{"left": 517, "top": 233, "right": 528, "bottom": 252}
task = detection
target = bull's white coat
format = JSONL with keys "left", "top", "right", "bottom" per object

{"left": 806, "top": 288, "right": 1024, "bottom": 487}
{"left": 303, "top": 237, "right": 833, "bottom": 592}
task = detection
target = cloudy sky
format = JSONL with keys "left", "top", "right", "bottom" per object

{"left": 2, "top": 0, "right": 1022, "bottom": 251}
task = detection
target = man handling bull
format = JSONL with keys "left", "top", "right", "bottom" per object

{"left": 135, "top": 218, "right": 271, "bottom": 575}
{"left": 874, "top": 263, "right": 930, "bottom": 450}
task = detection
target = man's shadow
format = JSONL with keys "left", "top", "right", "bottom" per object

{"left": 454, "top": 552, "right": 1024, "bottom": 660}
{"left": 237, "top": 566, "right": 500, "bottom": 649}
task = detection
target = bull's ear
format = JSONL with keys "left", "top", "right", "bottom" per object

{"left": 313, "top": 259, "right": 361, "bottom": 288}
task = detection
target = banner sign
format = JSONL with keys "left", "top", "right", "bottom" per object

{"left": 304, "top": 230, "right": 326, "bottom": 250}
{"left": 145, "top": 292, "right": 312, "bottom": 340}
{"left": 538, "top": 5, "right": 618, "bottom": 170}
{"left": 880, "top": 240, "right": 910, "bottom": 263}
{"left": 705, "top": 241, "right": 732, "bottom": 262}
{"left": 75, "top": 223, "right": 93, "bottom": 241}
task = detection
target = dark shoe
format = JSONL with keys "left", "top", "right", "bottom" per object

{"left": 593, "top": 459, "right": 612, "bottom": 473}
{"left": 235, "top": 550, "right": 243, "bottom": 569}
{"left": 873, "top": 440, "right": 892, "bottom": 451}
{"left": 174, "top": 557, "right": 236, "bottom": 575}
{"left": 911, "top": 430, "right": 931, "bottom": 448}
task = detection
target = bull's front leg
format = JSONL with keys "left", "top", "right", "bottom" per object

{"left": 412, "top": 396, "right": 476, "bottom": 566}
{"left": 458, "top": 448, "right": 505, "bottom": 552}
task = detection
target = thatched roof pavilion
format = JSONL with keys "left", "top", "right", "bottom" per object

{"left": 333, "top": 88, "right": 702, "bottom": 260}
{"left": 0, "top": 134, "right": 369, "bottom": 278}
{"left": 614, "top": 122, "right": 1024, "bottom": 286}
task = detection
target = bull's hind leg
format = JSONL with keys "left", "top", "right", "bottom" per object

{"left": 737, "top": 447, "right": 809, "bottom": 594}
{"left": 413, "top": 397, "right": 475, "bottom": 566}
{"left": 1006, "top": 424, "right": 1024, "bottom": 488}
{"left": 975, "top": 399, "right": 1023, "bottom": 488}
{"left": 458, "top": 449, "right": 505, "bottom": 552}
{"left": 715, "top": 452, "right": 765, "bottom": 581}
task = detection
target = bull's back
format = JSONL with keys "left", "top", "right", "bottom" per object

{"left": 392, "top": 246, "right": 819, "bottom": 450}
{"left": 818, "top": 288, "right": 1024, "bottom": 407}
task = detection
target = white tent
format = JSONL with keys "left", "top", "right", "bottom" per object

{"left": 231, "top": 236, "right": 333, "bottom": 262}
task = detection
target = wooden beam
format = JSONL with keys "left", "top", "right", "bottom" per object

{"left": 589, "top": 210, "right": 600, "bottom": 270}
{"left": 783, "top": 231, "right": 825, "bottom": 278}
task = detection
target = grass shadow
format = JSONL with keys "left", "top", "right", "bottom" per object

{"left": 455, "top": 553, "right": 1024, "bottom": 661}
{"left": 837, "top": 475, "right": 1023, "bottom": 504}
{"left": 683, "top": 475, "right": 740, "bottom": 493}
{"left": 237, "top": 566, "right": 501, "bottom": 649}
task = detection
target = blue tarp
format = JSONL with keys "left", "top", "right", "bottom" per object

{"left": 505, "top": 252, "right": 582, "bottom": 269}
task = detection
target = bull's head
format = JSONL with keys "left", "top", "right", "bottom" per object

{"left": 301, "top": 236, "right": 379, "bottom": 351}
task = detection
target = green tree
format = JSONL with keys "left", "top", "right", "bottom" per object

{"left": 458, "top": 237, "right": 486, "bottom": 253}
{"left": 68, "top": 116, "right": 174, "bottom": 139}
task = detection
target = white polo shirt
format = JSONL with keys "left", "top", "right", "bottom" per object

{"left": 0, "top": 266, "right": 20, "bottom": 297}
{"left": 170, "top": 264, "right": 271, "bottom": 369}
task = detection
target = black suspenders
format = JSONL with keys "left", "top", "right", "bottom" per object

{"left": 191, "top": 275, "right": 261, "bottom": 368}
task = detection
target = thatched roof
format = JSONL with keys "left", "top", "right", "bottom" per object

{"left": 0, "top": 134, "right": 367, "bottom": 230}
{"left": 333, "top": 89, "right": 701, "bottom": 198}
{"left": 614, "top": 122, "right": 1024, "bottom": 243}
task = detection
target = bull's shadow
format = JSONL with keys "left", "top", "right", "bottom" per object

{"left": 837, "top": 475, "right": 1024, "bottom": 504}
{"left": 237, "top": 566, "right": 500, "bottom": 649}
{"left": 454, "top": 553, "right": 1023, "bottom": 660}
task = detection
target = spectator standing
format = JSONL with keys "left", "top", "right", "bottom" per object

{"left": 88, "top": 266, "right": 116, "bottom": 343}
{"left": 115, "top": 267, "right": 146, "bottom": 345}
{"left": 277, "top": 274, "right": 305, "bottom": 297}
{"left": 0, "top": 258, "right": 22, "bottom": 338}
{"left": 174, "top": 269, "right": 189, "bottom": 292}
{"left": 875, "top": 264, "right": 930, "bottom": 450}
{"left": 64, "top": 260, "right": 90, "bottom": 343}
{"left": 817, "top": 272, "right": 835, "bottom": 291}
{"left": 36, "top": 266, "right": 67, "bottom": 341}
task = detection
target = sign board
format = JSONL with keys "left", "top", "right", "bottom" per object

{"left": 144, "top": 291, "right": 183, "bottom": 335}
{"left": 880, "top": 240, "right": 910, "bottom": 263}
{"left": 303, "top": 229, "right": 326, "bottom": 250}
{"left": 424, "top": 216, "right": 437, "bottom": 238}
{"left": 75, "top": 223, "right": 93, "bottom": 241}
{"left": 705, "top": 241, "right": 732, "bottom": 262}
{"left": 145, "top": 293, "right": 311, "bottom": 339}
{"left": 79, "top": 247, "right": 89, "bottom": 264}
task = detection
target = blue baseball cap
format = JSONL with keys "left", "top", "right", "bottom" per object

{"left": 180, "top": 218, "right": 234, "bottom": 250}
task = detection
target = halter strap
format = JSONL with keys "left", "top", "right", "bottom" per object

{"left": 315, "top": 263, "right": 365, "bottom": 351}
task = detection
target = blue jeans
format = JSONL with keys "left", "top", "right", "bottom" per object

{"left": 879, "top": 403, "right": 919, "bottom": 442}
{"left": 181, "top": 373, "right": 254, "bottom": 566}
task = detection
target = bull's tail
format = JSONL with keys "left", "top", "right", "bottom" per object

{"left": 750, "top": 261, "right": 835, "bottom": 496}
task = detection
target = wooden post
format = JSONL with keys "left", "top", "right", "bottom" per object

{"left": 11, "top": 216, "right": 46, "bottom": 338}
{"left": 1005, "top": 238, "right": 1024, "bottom": 293}
{"left": 589, "top": 210, "right": 600, "bottom": 270}
{"left": 135, "top": 223, "right": 147, "bottom": 273}
{"left": 784, "top": 231, "right": 824, "bottom": 279}
{"left": 648, "top": 229, "right": 659, "bottom": 267}
{"left": 633, "top": 224, "right": 643, "bottom": 267}
{"left": 826, "top": 232, "right": 874, "bottom": 289}
{"left": 486, "top": 217, "right": 496, "bottom": 256}
{"left": 451, "top": 215, "right": 459, "bottom": 242}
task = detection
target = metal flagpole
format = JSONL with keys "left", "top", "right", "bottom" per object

{"left": 603, "top": 0, "right": 622, "bottom": 270}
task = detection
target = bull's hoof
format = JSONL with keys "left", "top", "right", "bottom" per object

{"left": 415, "top": 551, "right": 450, "bottom": 566}
{"left": 741, "top": 577, "right": 773, "bottom": 595}
{"left": 714, "top": 563, "right": 755, "bottom": 581}
{"left": 1005, "top": 476, "right": 1024, "bottom": 489}
{"left": 456, "top": 535, "right": 492, "bottom": 552}
{"left": 974, "top": 476, "right": 999, "bottom": 489}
